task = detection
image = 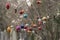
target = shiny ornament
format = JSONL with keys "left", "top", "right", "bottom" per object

{"left": 36, "top": 0, "right": 41, "bottom": 4}
{"left": 38, "top": 18, "right": 41, "bottom": 22}
{"left": 27, "top": 30, "right": 31, "bottom": 33}
{"left": 38, "top": 27, "right": 42, "bottom": 30}
{"left": 25, "top": 24, "right": 29, "bottom": 27}
{"left": 26, "top": 0, "right": 32, "bottom": 7}
{"left": 28, "top": 27, "right": 32, "bottom": 31}
{"left": 11, "top": 20, "right": 15, "bottom": 23}
{"left": 20, "top": 24, "right": 24, "bottom": 29}
{"left": 6, "top": 2, "right": 10, "bottom": 9}
{"left": 7, "top": 27, "right": 11, "bottom": 32}
{"left": 16, "top": 26, "right": 20, "bottom": 31}
{"left": 38, "top": 21, "right": 42, "bottom": 25}
{"left": 24, "top": 24, "right": 29, "bottom": 29}
{"left": 43, "top": 21, "right": 46, "bottom": 24}
{"left": 19, "top": 10, "right": 24, "bottom": 14}
{"left": 47, "top": 16, "right": 50, "bottom": 19}
{"left": 32, "top": 30, "right": 35, "bottom": 33}
{"left": 23, "top": 29, "right": 27, "bottom": 31}
{"left": 23, "top": 14, "right": 28, "bottom": 18}
{"left": 32, "top": 24, "right": 37, "bottom": 27}
{"left": 26, "top": 27, "right": 32, "bottom": 32}
{"left": 24, "top": 26, "right": 28, "bottom": 29}
{"left": 42, "top": 17, "right": 47, "bottom": 21}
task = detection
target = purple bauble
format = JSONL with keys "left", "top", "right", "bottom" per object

{"left": 16, "top": 26, "right": 20, "bottom": 31}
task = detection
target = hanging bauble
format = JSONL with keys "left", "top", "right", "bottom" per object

{"left": 26, "top": 28, "right": 32, "bottom": 33}
{"left": 23, "top": 14, "right": 28, "bottom": 18}
{"left": 32, "top": 24, "right": 37, "bottom": 27}
{"left": 19, "top": 10, "right": 24, "bottom": 14}
{"left": 26, "top": 0, "right": 32, "bottom": 7}
{"left": 26, "top": 27, "right": 32, "bottom": 32}
{"left": 47, "top": 16, "right": 50, "bottom": 19}
{"left": 38, "top": 27, "right": 42, "bottom": 30}
{"left": 27, "top": 30, "right": 32, "bottom": 33}
{"left": 16, "top": 26, "right": 20, "bottom": 31}
{"left": 25, "top": 23, "right": 29, "bottom": 27}
{"left": 24, "top": 26, "right": 28, "bottom": 29}
{"left": 24, "top": 24, "right": 28, "bottom": 29}
{"left": 7, "top": 27, "right": 11, "bottom": 32}
{"left": 42, "top": 17, "right": 47, "bottom": 21}
{"left": 28, "top": 27, "right": 32, "bottom": 31}
{"left": 43, "top": 21, "right": 46, "bottom": 24}
{"left": 20, "top": 24, "right": 24, "bottom": 29}
{"left": 38, "top": 21, "right": 42, "bottom": 25}
{"left": 38, "top": 18, "right": 42, "bottom": 22}
{"left": 24, "top": 24, "right": 29, "bottom": 30}
{"left": 38, "top": 18, "right": 42, "bottom": 25}
{"left": 6, "top": 2, "right": 10, "bottom": 9}
{"left": 32, "top": 30, "right": 35, "bottom": 33}
{"left": 36, "top": 0, "right": 41, "bottom": 4}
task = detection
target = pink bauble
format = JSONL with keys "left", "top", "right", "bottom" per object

{"left": 38, "top": 27, "right": 42, "bottom": 30}
{"left": 16, "top": 26, "right": 20, "bottom": 31}
{"left": 6, "top": 2, "right": 10, "bottom": 9}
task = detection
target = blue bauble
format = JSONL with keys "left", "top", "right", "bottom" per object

{"left": 23, "top": 14, "right": 28, "bottom": 18}
{"left": 20, "top": 24, "right": 24, "bottom": 29}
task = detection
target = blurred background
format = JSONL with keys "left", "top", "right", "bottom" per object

{"left": 0, "top": 0, "right": 60, "bottom": 40}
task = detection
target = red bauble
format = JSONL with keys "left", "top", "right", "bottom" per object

{"left": 28, "top": 28, "right": 32, "bottom": 31}
{"left": 36, "top": 1, "right": 41, "bottom": 4}
{"left": 26, "top": 27, "right": 32, "bottom": 31}
{"left": 24, "top": 26, "right": 28, "bottom": 29}
{"left": 6, "top": 2, "right": 10, "bottom": 9}
{"left": 19, "top": 10, "right": 24, "bottom": 14}
{"left": 38, "top": 27, "right": 42, "bottom": 30}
